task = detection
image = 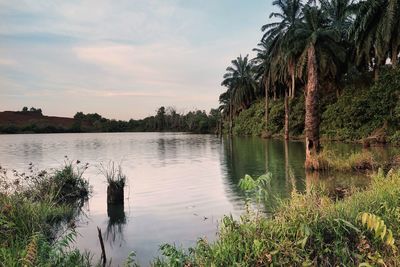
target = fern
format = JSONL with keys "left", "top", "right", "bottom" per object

{"left": 360, "top": 212, "right": 395, "bottom": 247}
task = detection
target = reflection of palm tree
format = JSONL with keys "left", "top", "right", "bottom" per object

{"left": 106, "top": 204, "right": 126, "bottom": 247}
{"left": 284, "top": 140, "right": 298, "bottom": 194}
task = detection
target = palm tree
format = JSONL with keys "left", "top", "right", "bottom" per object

{"left": 221, "top": 55, "right": 257, "bottom": 134}
{"left": 352, "top": 0, "right": 400, "bottom": 77}
{"left": 320, "top": 0, "right": 359, "bottom": 96}
{"left": 260, "top": 0, "right": 304, "bottom": 140}
{"left": 262, "top": 0, "right": 303, "bottom": 99}
{"left": 253, "top": 40, "right": 274, "bottom": 133}
{"left": 218, "top": 91, "right": 232, "bottom": 135}
{"left": 320, "top": 0, "right": 358, "bottom": 38}
{"left": 294, "top": 5, "right": 346, "bottom": 169}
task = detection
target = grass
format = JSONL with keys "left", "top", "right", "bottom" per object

{"left": 0, "top": 161, "right": 92, "bottom": 267}
{"left": 153, "top": 169, "right": 400, "bottom": 266}
{"left": 100, "top": 161, "right": 126, "bottom": 189}
{"left": 306, "top": 149, "right": 400, "bottom": 172}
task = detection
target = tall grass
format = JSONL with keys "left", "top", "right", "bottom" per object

{"left": 0, "top": 161, "right": 92, "bottom": 267}
{"left": 306, "top": 148, "right": 400, "bottom": 172}
{"left": 153, "top": 169, "right": 400, "bottom": 266}
{"left": 99, "top": 161, "right": 126, "bottom": 189}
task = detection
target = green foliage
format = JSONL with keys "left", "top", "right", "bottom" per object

{"left": 0, "top": 162, "right": 92, "bottom": 266}
{"left": 154, "top": 170, "right": 400, "bottom": 266}
{"left": 232, "top": 100, "right": 265, "bottom": 135}
{"left": 232, "top": 96, "right": 305, "bottom": 137}
{"left": 289, "top": 94, "right": 305, "bottom": 136}
{"left": 238, "top": 173, "right": 272, "bottom": 202}
{"left": 124, "top": 251, "right": 139, "bottom": 267}
{"left": 267, "top": 99, "right": 285, "bottom": 134}
{"left": 51, "top": 162, "right": 91, "bottom": 203}
{"left": 152, "top": 244, "right": 191, "bottom": 267}
{"left": 321, "top": 68, "right": 400, "bottom": 141}
{"left": 230, "top": 68, "right": 400, "bottom": 141}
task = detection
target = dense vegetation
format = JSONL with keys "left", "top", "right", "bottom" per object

{"left": 219, "top": 0, "right": 400, "bottom": 168}
{"left": 231, "top": 67, "right": 400, "bottom": 144}
{"left": 154, "top": 169, "right": 400, "bottom": 266}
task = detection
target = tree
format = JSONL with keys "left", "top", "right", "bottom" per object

{"left": 294, "top": 4, "right": 346, "bottom": 169}
{"left": 221, "top": 55, "right": 257, "bottom": 135}
{"left": 253, "top": 40, "right": 273, "bottom": 132}
{"left": 22, "top": 107, "right": 28, "bottom": 112}
{"left": 352, "top": 0, "right": 400, "bottom": 77}
{"left": 260, "top": 0, "right": 304, "bottom": 140}
{"left": 261, "top": 0, "right": 303, "bottom": 99}
{"left": 156, "top": 106, "right": 166, "bottom": 131}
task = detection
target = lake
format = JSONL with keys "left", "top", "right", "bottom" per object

{"left": 0, "top": 132, "right": 372, "bottom": 266}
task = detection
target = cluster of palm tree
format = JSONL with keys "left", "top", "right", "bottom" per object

{"left": 219, "top": 0, "right": 400, "bottom": 168}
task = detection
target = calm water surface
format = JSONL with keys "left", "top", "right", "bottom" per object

{"left": 0, "top": 133, "right": 373, "bottom": 265}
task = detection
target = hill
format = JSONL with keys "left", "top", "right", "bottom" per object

{"left": 0, "top": 110, "right": 92, "bottom": 133}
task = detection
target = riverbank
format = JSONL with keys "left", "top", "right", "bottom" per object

{"left": 155, "top": 169, "right": 400, "bottom": 266}
{"left": 230, "top": 68, "right": 400, "bottom": 146}
{"left": 0, "top": 162, "right": 92, "bottom": 266}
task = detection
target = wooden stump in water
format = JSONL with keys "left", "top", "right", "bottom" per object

{"left": 107, "top": 184, "right": 124, "bottom": 204}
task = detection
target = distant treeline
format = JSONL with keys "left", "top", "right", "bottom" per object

{"left": 73, "top": 106, "right": 221, "bottom": 133}
{"left": 0, "top": 106, "right": 222, "bottom": 134}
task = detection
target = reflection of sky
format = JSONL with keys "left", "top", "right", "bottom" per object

{"left": 0, "top": 1, "right": 274, "bottom": 120}
{"left": 0, "top": 133, "right": 245, "bottom": 265}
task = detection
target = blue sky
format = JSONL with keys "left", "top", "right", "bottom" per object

{"left": 0, "top": 0, "right": 275, "bottom": 120}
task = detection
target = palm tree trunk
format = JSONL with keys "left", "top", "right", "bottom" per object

{"left": 229, "top": 102, "right": 233, "bottom": 135}
{"left": 305, "top": 44, "right": 320, "bottom": 170}
{"left": 392, "top": 43, "right": 398, "bottom": 67}
{"left": 291, "top": 63, "right": 296, "bottom": 99}
{"left": 284, "top": 89, "right": 289, "bottom": 140}
{"left": 264, "top": 79, "right": 269, "bottom": 130}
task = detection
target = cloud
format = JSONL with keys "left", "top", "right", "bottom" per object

{"left": 0, "top": 0, "right": 271, "bottom": 119}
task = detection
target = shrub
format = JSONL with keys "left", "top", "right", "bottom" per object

{"left": 0, "top": 163, "right": 92, "bottom": 266}
{"left": 321, "top": 68, "right": 400, "bottom": 141}
{"left": 233, "top": 100, "right": 265, "bottom": 136}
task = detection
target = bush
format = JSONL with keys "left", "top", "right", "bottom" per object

{"left": 233, "top": 100, "right": 265, "bottom": 136}
{"left": 0, "top": 163, "right": 92, "bottom": 266}
{"left": 321, "top": 68, "right": 400, "bottom": 141}
{"left": 266, "top": 99, "right": 285, "bottom": 134}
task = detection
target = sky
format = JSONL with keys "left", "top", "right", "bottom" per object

{"left": 0, "top": 0, "right": 275, "bottom": 120}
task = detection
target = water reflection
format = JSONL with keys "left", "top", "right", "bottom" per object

{"left": 221, "top": 136, "right": 307, "bottom": 200}
{"left": 106, "top": 203, "right": 126, "bottom": 247}
{"left": 221, "top": 136, "right": 370, "bottom": 204}
{"left": 0, "top": 133, "right": 381, "bottom": 265}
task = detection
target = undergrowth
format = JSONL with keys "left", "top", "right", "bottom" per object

{"left": 153, "top": 169, "right": 400, "bottom": 266}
